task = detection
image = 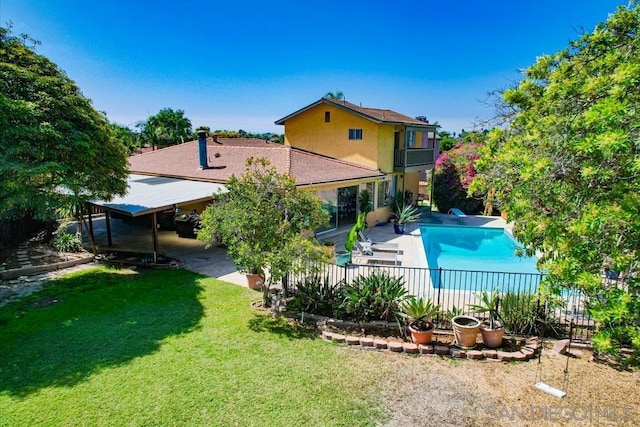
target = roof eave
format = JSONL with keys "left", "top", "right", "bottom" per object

{"left": 297, "top": 174, "right": 385, "bottom": 188}
{"left": 274, "top": 99, "right": 325, "bottom": 125}
{"left": 275, "top": 98, "right": 384, "bottom": 125}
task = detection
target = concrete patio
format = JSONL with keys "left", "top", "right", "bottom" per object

{"left": 78, "top": 216, "right": 247, "bottom": 286}
{"left": 78, "top": 211, "right": 509, "bottom": 293}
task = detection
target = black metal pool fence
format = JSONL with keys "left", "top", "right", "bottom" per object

{"left": 285, "top": 262, "right": 601, "bottom": 343}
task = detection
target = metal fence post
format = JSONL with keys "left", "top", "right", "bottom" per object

{"left": 436, "top": 267, "right": 442, "bottom": 307}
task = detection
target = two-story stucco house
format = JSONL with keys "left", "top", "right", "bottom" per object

{"left": 275, "top": 97, "right": 440, "bottom": 229}
{"left": 91, "top": 97, "right": 439, "bottom": 245}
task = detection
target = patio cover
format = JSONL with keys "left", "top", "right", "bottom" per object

{"left": 87, "top": 174, "right": 227, "bottom": 262}
{"left": 90, "top": 174, "right": 227, "bottom": 217}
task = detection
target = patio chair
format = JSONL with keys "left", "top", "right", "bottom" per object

{"left": 447, "top": 208, "right": 467, "bottom": 224}
{"left": 353, "top": 241, "right": 401, "bottom": 265}
{"left": 357, "top": 231, "right": 401, "bottom": 253}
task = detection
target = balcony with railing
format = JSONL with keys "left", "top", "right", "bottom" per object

{"left": 393, "top": 148, "right": 436, "bottom": 171}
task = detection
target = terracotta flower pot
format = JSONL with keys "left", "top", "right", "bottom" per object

{"left": 246, "top": 273, "right": 264, "bottom": 290}
{"left": 321, "top": 244, "right": 336, "bottom": 258}
{"left": 480, "top": 324, "right": 505, "bottom": 348}
{"left": 452, "top": 315, "right": 481, "bottom": 349}
{"left": 408, "top": 322, "right": 434, "bottom": 345}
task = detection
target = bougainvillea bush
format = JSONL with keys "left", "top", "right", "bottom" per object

{"left": 432, "top": 141, "right": 485, "bottom": 214}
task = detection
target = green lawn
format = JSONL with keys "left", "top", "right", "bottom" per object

{"left": 0, "top": 267, "right": 385, "bottom": 426}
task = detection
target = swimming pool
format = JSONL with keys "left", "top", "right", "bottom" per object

{"left": 420, "top": 225, "right": 541, "bottom": 290}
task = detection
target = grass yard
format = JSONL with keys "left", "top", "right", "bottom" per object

{"left": 2, "top": 266, "right": 639, "bottom": 427}
{"left": 0, "top": 267, "right": 385, "bottom": 426}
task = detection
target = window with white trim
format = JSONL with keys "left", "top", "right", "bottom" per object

{"left": 348, "top": 128, "right": 363, "bottom": 140}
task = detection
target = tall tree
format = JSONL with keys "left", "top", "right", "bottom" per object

{"left": 437, "top": 130, "right": 458, "bottom": 152}
{"left": 137, "top": 108, "right": 192, "bottom": 149}
{"left": 198, "top": 157, "right": 329, "bottom": 305}
{"left": 471, "top": 4, "right": 640, "bottom": 364}
{"left": 110, "top": 122, "right": 140, "bottom": 154}
{"left": 0, "top": 25, "right": 128, "bottom": 221}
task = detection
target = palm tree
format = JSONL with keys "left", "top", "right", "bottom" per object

{"left": 324, "top": 91, "right": 344, "bottom": 100}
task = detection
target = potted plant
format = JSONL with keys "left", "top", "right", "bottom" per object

{"left": 318, "top": 239, "right": 336, "bottom": 258}
{"left": 392, "top": 204, "right": 421, "bottom": 234}
{"left": 451, "top": 315, "right": 481, "bottom": 349}
{"left": 469, "top": 290, "right": 505, "bottom": 348}
{"left": 225, "top": 245, "right": 266, "bottom": 290}
{"left": 341, "top": 212, "right": 366, "bottom": 264}
{"left": 358, "top": 189, "right": 372, "bottom": 215}
{"left": 401, "top": 296, "right": 441, "bottom": 344}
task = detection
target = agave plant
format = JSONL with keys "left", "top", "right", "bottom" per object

{"left": 442, "top": 305, "right": 464, "bottom": 322}
{"left": 393, "top": 204, "right": 421, "bottom": 225}
{"left": 340, "top": 272, "right": 409, "bottom": 322}
{"left": 401, "top": 296, "right": 441, "bottom": 331}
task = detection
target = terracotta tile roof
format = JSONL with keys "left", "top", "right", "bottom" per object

{"left": 130, "top": 146, "right": 155, "bottom": 155}
{"left": 210, "top": 137, "right": 280, "bottom": 147}
{"left": 274, "top": 98, "right": 440, "bottom": 127}
{"left": 127, "top": 138, "right": 384, "bottom": 186}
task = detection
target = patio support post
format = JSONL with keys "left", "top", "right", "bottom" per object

{"left": 151, "top": 212, "right": 158, "bottom": 264}
{"left": 87, "top": 204, "right": 94, "bottom": 237}
{"left": 343, "top": 263, "right": 348, "bottom": 284}
{"left": 436, "top": 267, "right": 442, "bottom": 307}
{"left": 429, "top": 169, "right": 435, "bottom": 212}
{"left": 105, "top": 211, "right": 113, "bottom": 247}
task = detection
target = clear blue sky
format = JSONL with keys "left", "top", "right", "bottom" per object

{"left": 1, "top": 0, "right": 628, "bottom": 134}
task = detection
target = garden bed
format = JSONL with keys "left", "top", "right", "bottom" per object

{"left": 281, "top": 309, "right": 541, "bottom": 362}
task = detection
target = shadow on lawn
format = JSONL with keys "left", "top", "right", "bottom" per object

{"left": 247, "top": 312, "right": 316, "bottom": 340}
{"left": 0, "top": 268, "right": 204, "bottom": 397}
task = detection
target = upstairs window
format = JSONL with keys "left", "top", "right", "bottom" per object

{"left": 348, "top": 128, "right": 363, "bottom": 140}
{"left": 325, "top": 111, "right": 331, "bottom": 122}
{"left": 406, "top": 130, "right": 416, "bottom": 147}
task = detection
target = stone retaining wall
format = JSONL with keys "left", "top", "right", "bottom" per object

{"left": 0, "top": 253, "right": 95, "bottom": 280}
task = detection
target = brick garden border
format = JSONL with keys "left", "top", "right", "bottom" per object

{"left": 319, "top": 329, "right": 542, "bottom": 362}
{"left": 282, "top": 310, "right": 542, "bottom": 362}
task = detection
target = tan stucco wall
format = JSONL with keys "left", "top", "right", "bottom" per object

{"left": 366, "top": 207, "right": 392, "bottom": 227}
{"left": 284, "top": 103, "right": 395, "bottom": 171}
{"left": 403, "top": 171, "right": 421, "bottom": 205}
{"left": 179, "top": 200, "right": 210, "bottom": 214}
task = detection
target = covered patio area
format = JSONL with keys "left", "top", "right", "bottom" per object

{"left": 82, "top": 174, "right": 246, "bottom": 284}
{"left": 87, "top": 174, "right": 226, "bottom": 261}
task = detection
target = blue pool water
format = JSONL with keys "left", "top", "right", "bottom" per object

{"left": 420, "top": 225, "right": 541, "bottom": 290}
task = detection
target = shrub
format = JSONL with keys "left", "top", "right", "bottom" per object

{"left": 52, "top": 225, "right": 82, "bottom": 253}
{"left": 499, "top": 293, "right": 538, "bottom": 335}
{"left": 340, "top": 273, "right": 409, "bottom": 322}
{"left": 499, "top": 292, "right": 565, "bottom": 338}
{"left": 588, "top": 285, "right": 640, "bottom": 367}
{"left": 432, "top": 142, "right": 484, "bottom": 214}
{"left": 288, "top": 275, "right": 342, "bottom": 317}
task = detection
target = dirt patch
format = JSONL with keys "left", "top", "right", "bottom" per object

{"left": 270, "top": 312, "right": 639, "bottom": 426}
{"left": 367, "top": 346, "right": 639, "bottom": 426}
